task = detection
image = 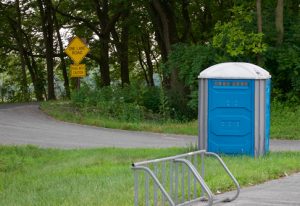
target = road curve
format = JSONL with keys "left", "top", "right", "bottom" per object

{"left": 0, "top": 103, "right": 196, "bottom": 148}
{"left": 0, "top": 103, "right": 300, "bottom": 151}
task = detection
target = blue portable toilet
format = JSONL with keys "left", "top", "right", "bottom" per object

{"left": 198, "top": 62, "right": 271, "bottom": 157}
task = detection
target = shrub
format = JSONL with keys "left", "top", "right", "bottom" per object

{"left": 70, "top": 85, "right": 165, "bottom": 122}
{"left": 164, "top": 43, "right": 218, "bottom": 119}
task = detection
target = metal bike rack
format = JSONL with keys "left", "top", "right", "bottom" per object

{"left": 132, "top": 150, "right": 240, "bottom": 206}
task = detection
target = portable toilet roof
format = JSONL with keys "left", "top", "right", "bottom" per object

{"left": 198, "top": 62, "right": 271, "bottom": 79}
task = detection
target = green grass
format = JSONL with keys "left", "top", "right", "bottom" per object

{"left": 270, "top": 102, "right": 300, "bottom": 140}
{"left": 40, "top": 101, "right": 197, "bottom": 136}
{"left": 41, "top": 101, "right": 300, "bottom": 139}
{"left": 0, "top": 146, "right": 300, "bottom": 205}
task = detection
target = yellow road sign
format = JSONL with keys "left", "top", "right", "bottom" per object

{"left": 70, "top": 64, "right": 86, "bottom": 78}
{"left": 65, "top": 36, "right": 90, "bottom": 64}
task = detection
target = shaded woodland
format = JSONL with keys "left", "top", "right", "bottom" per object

{"left": 0, "top": 0, "right": 299, "bottom": 119}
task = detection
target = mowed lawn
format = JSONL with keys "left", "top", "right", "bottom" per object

{"left": 1, "top": 146, "right": 300, "bottom": 206}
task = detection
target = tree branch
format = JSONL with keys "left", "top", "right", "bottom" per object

{"left": 103, "top": 11, "right": 123, "bottom": 35}
{"left": 54, "top": 8, "right": 102, "bottom": 37}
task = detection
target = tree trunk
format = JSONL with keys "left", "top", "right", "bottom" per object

{"left": 45, "top": 0, "right": 55, "bottom": 99}
{"left": 111, "top": 15, "right": 130, "bottom": 87}
{"left": 94, "top": 0, "right": 111, "bottom": 86}
{"left": 19, "top": 53, "right": 28, "bottom": 100}
{"left": 256, "top": 0, "right": 263, "bottom": 66}
{"left": 150, "top": 0, "right": 181, "bottom": 90}
{"left": 275, "top": 0, "right": 284, "bottom": 45}
{"left": 54, "top": 12, "right": 70, "bottom": 98}
{"left": 37, "top": 0, "right": 55, "bottom": 100}
{"left": 200, "top": 0, "right": 213, "bottom": 42}
{"left": 154, "top": 29, "right": 168, "bottom": 63}
{"left": 143, "top": 35, "right": 155, "bottom": 86}
{"left": 181, "top": 0, "right": 192, "bottom": 42}
{"left": 257, "top": 0, "right": 262, "bottom": 33}
{"left": 120, "top": 23, "right": 130, "bottom": 86}
{"left": 149, "top": 0, "right": 187, "bottom": 114}
{"left": 26, "top": 35, "right": 46, "bottom": 100}
{"left": 15, "top": 0, "right": 29, "bottom": 101}
{"left": 22, "top": 22, "right": 46, "bottom": 100}
{"left": 151, "top": 0, "right": 171, "bottom": 53}
{"left": 137, "top": 45, "right": 150, "bottom": 86}
{"left": 23, "top": 49, "right": 44, "bottom": 101}
{"left": 99, "top": 33, "right": 111, "bottom": 86}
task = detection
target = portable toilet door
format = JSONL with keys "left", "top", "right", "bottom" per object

{"left": 198, "top": 62, "right": 271, "bottom": 157}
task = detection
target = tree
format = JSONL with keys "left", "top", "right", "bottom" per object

{"left": 0, "top": 0, "right": 299, "bottom": 108}
{"left": 256, "top": 0, "right": 263, "bottom": 66}
{"left": 141, "top": 33, "right": 155, "bottom": 87}
{"left": 37, "top": 0, "right": 55, "bottom": 100}
{"left": 111, "top": 8, "right": 130, "bottom": 86}
{"left": 1, "top": 0, "right": 45, "bottom": 101}
{"left": 55, "top": 0, "right": 125, "bottom": 87}
{"left": 53, "top": 10, "right": 70, "bottom": 98}
{"left": 213, "top": 6, "right": 267, "bottom": 60}
{"left": 148, "top": 0, "right": 187, "bottom": 114}
{"left": 275, "top": 0, "right": 284, "bottom": 45}
{"left": 13, "top": 0, "right": 29, "bottom": 100}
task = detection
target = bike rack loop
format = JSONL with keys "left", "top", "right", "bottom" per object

{"left": 132, "top": 150, "right": 240, "bottom": 206}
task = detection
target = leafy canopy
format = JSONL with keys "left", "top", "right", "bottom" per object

{"left": 213, "top": 6, "right": 267, "bottom": 58}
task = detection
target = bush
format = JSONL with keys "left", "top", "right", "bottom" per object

{"left": 141, "top": 87, "right": 161, "bottom": 113}
{"left": 164, "top": 43, "right": 218, "bottom": 119}
{"left": 71, "top": 85, "right": 165, "bottom": 122}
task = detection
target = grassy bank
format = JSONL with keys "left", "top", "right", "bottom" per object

{"left": 0, "top": 146, "right": 300, "bottom": 206}
{"left": 41, "top": 101, "right": 300, "bottom": 139}
{"left": 40, "top": 101, "right": 198, "bottom": 135}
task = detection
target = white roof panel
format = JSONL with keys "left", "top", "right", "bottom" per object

{"left": 198, "top": 62, "right": 271, "bottom": 79}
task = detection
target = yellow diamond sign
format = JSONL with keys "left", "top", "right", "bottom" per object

{"left": 65, "top": 36, "right": 90, "bottom": 64}
{"left": 70, "top": 64, "right": 86, "bottom": 78}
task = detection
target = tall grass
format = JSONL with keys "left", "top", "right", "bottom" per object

{"left": 270, "top": 102, "right": 300, "bottom": 139}
{"left": 40, "top": 100, "right": 198, "bottom": 135}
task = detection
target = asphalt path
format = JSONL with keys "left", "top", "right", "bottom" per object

{"left": 196, "top": 172, "right": 300, "bottom": 206}
{"left": 0, "top": 103, "right": 196, "bottom": 148}
{"left": 1, "top": 103, "right": 300, "bottom": 151}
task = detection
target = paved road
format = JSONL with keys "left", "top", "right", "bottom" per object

{"left": 0, "top": 103, "right": 197, "bottom": 148}
{"left": 1, "top": 103, "right": 300, "bottom": 151}
{"left": 0, "top": 104, "right": 300, "bottom": 151}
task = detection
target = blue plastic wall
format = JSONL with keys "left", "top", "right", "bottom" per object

{"left": 207, "top": 79, "right": 255, "bottom": 156}
{"left": 265, "top": 79, "right": 271, "bottom": 153}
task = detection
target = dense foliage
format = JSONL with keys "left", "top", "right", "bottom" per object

{"left": 71, "top": 85, "right": 162, "bottom": 122}
{"left": 0, "top": 0, "right": 299, "bottom": 120}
